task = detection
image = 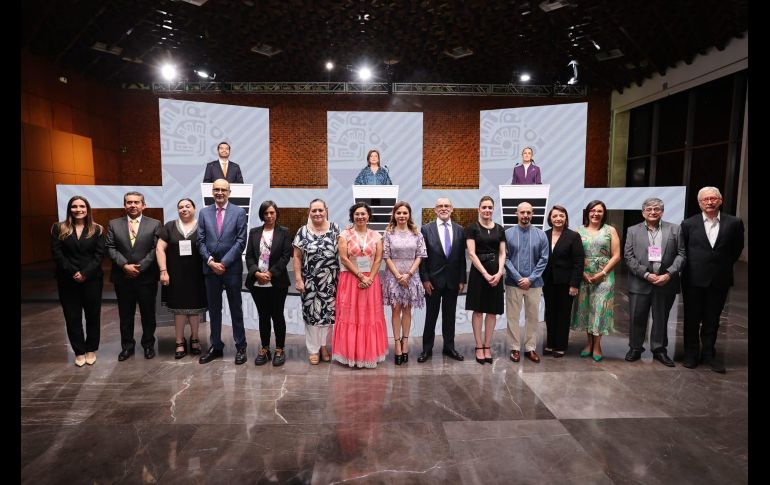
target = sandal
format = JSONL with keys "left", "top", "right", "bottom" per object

{"left": 174, "top": 337, "right": 187, "bottom": 360}
{"left": 189, "top": 338, "right": 202, "bottom": 355}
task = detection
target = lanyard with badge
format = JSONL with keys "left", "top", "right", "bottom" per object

{"left": 354, "top": 230, "right": 371, "bottom": 272}
{"left": 647, "top": 226, "right": 662, "bottom": 262}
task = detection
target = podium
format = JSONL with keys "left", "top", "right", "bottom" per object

{"left": 352, "top": 185, "right": 399, "bottom": 233}
{"left": 498, "top": 184, "right": 551, "bottom": 230}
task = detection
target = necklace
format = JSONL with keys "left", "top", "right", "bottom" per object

{"left": 354, "top": 228, "right": 368, "bottom": 252}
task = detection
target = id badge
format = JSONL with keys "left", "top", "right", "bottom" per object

{"left": 356, "top": 256, "right": 371, "bottom": 272}
{"left": 648, "top": 245, "right": 662, "bottom": 262}
{"left": 179, "top": 240, "right": 193, "bottom": 256}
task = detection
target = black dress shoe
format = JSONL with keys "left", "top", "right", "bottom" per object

{"left": 144, "top": 347, "right": 155, "bottom": 359}
{"left": 199, "top": 347, "right": 224, "bottom": 364}
{"left": 234, "top": 348, "right": 248, "bottom": 365}
{"left": 417, "top": 351, "right": 432, "bottom": 363}
{"left": 118, "top": 348, "right": 134, "bottom": 361}
{"left": 442, "top": 348, "right": 464, "bottom": 361}
{"left": 681, "top": 358, "right": 699, "bottom": 369}
{"left": 703, "top": 359, "right": 726, "bottom": 374}
{"left": 625, "top": 349, "right": 642, "bottom": 362}
{"left": 653, "top": 352, "right": 675, "bottom": 367}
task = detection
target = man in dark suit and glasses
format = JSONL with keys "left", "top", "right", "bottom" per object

{"left": 202, "top": 141, "right": 244, "bottom": 184}
{"left": 623, "top": 197, "right": 685, "bottom": 367}
{"left": 106, "top": 191, "right": 161, "bottom": 361}
{"left": 417, "top": 197, "right": 467, "bottom": 362}
{"left": 680, "top": 187, "right": 744, "bottom": 373}
{"left": 197, "top": 178, "right": 249, "bottom": 365}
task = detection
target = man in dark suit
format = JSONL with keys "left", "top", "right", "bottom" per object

{"left": 681, "top": 186, "right": 744, "bottom": 373}
{"left": 106, "top": 191, "right": 161, "bottom": 361}
{"left": 417, "top": 197, "right": 467, "bottom": 362}
{"left": 202, "top": 141, "right": 244, "bottom": 183}
{"left": 197, "top": 178, "right": 249, "bottom": 364}
{"left": 623, "top": 197, "right": 685, "bottom": 367}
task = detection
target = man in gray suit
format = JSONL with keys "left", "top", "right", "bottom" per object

{"left": 106, "top": 191, "right": 161, "bottom": 361}
{"left": 623, "top": 197, "right": 685, "bottom": 367}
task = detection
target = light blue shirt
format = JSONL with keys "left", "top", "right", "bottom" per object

{"left": 504, "top": 224, "right": 549, "bottom": 287}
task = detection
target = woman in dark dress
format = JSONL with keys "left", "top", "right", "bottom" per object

{"left": 156, "top": 198, "right": 207, "bottom": 359}
{"left": 542, "top": 205, "right": 584, "bottom": 357}
{"left": 245, "top": 200, "right": 293, "bottom": 367}
{"left": 465, "top": 195, "right": 506, "bottom": 364}
{"left": 51, "top": 195, "right": 105, "bottom": 367}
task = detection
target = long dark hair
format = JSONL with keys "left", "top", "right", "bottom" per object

{"left": 387, "top": 201, "right": 418, "bottom": 234}
{"left": 55, "top": 195, "right": 102, "bottom": 240}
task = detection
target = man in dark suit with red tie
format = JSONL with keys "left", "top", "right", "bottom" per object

{"left": 202, "top": 141, "right": 244, "bottom": 183}
{"left": 417, "top": 197, "right": 467, "bottom": 362}
{"left": 680, "top": 186, "right": 744, "bottom": 373}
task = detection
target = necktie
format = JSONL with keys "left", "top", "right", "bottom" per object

{"left": 443, "top": 222, "right": 451, "bottom": 258}
{"left": 129, "top": 219, "right": 138, "bottom": 247}
{"left": 222, "top": 162, "right": 228, "bottom": 178}
{"left": 216, "top": 207, "right": 223, "bottom": 235}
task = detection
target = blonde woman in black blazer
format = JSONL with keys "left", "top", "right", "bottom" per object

{"left": 51, "top": 196, "right": 105, "bottom": 367}
{"left": 542, "top": 205, "right": 584, "bottom": 357}
{"left": 245, "top": 200, "right": 293, "bottom": 366}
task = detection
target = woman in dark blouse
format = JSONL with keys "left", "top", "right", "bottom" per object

{"left": 245, "top": 200, "right": 293, "bottom": 367}
{"left": 51, "top": 195, "right": 105, "bottom": 367}
{"left": 542, "top": 205, "right": 584, "bottom": 357}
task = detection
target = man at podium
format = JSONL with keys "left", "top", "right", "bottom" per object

{"left": 203, "top": 142, "right": 244, "bottom": 183}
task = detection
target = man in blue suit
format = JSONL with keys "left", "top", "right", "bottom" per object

{"left": 202, "top": 142, "right": 244, "bottom": 183}
{"left": 417, "top": 197, "right": 467, "bottom": 362}
{"left": 197, "top": 178, "right": 249, "bottom": 364}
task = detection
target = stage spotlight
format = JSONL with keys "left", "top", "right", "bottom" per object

{"left": 567, "top": 59, "right": 579, "bottom": 85}
{"left": 195, "top": 69, "right": 211, "bottom": 79}
{"left": 519, "top": 73, "right": 531, "bottom": 82}
{"left": 325, "top": 61, "right": 334, "bottom": 71}
{"left": 161, "top": 64, "right": 177, "bottom": 81}
{"left": 358, "top": 67, "right": 372, "bottom": 81}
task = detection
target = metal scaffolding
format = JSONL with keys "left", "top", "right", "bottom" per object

{"left": 144, "top": 81, "right": 587, "bottom": 97}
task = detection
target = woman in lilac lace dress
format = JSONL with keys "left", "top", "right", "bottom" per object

{"left": 382, "top": 201, "right": 427, "bottom": 365}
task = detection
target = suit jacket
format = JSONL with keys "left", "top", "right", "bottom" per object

{"left": 511, "top": 163, "right": 542, "bottom": 184}
{"left": 50, "top": 224, "right": 105, "bottom": 281}
{"left": 624, "top": 221, "right": 685, "bottom": 294}
{"left": 543, "top": 228, "right": 584, "bottom": 288}
{"left": 197, "top": 202, "right": 248, "bottom": 275}
{"left": 106, "top": 215, "right": 161, "bottom": 285}
{"left": 419, "top": 220, "right": 467, "bottom": 291}
{"left": 680, "top": 212, "right": 744, "bottom": 288}
{"left": 203, "top": 160, "right": 244, "bottom": 184}
{"left": 244, "top": 225, "right": 292, "bottom": 289}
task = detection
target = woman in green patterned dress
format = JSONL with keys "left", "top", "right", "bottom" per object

{"left": 570, "top": 200, "right": 621, "bottom": 362}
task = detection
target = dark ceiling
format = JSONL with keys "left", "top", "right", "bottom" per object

{"left": 22, "top": 0, "right": 747, "bottom": 92}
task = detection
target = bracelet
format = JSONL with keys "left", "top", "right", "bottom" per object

{"left": 160, "top": 269, "right": 167, "bottom": 273}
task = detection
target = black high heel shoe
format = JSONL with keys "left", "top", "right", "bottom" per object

{"left": 483, "top": 346, "right": 493, "bottom": 364}
{"left": 401, "top": 336, "right": 409, "bottom": 363}
{"left": 475, "top": 347, "right": 485, "bottom": 365}
{"left": 174, "top": 337, "right": 187, "bottom": 360}
{"left": 189, "top": 338, "right": 202, "bottom": 355}
{"left": 394, "top": 338, "right": 403, "bottom": 365}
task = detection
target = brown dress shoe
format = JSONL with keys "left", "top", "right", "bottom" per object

{"left": 510, "top": 350, "right": 521, "bottom": 362}
{"left": 525, "top": 350, "right": 541, "bottom": 363}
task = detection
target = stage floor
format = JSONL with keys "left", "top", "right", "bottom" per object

{"left": 21, "top": 263, "right": 748, "bottom": 484}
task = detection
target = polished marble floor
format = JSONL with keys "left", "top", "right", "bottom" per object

{"left": 21, "top": 264, "right": 748, "bottom": 484}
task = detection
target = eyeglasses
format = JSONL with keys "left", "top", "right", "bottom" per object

{"left": 212, "top": 188, "right": 228, "bottom": 193}
{"left": 435, "top": 204, "right": 452, "bottom": 208}
{"left": 588, "top": 209, "right": 603, "bottom": 214}
{"left": 700, "top": 196, "right": 721, "bottom": 203}
{"left": 643, "top": 207, "right": 662, "bottom": 213}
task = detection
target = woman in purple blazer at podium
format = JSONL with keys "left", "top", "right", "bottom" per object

{"left": 354, "top": 149, "right": 393, "bottom": 185}
{"left": 511, "top": 147, "right": 542, "bottom": 184}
